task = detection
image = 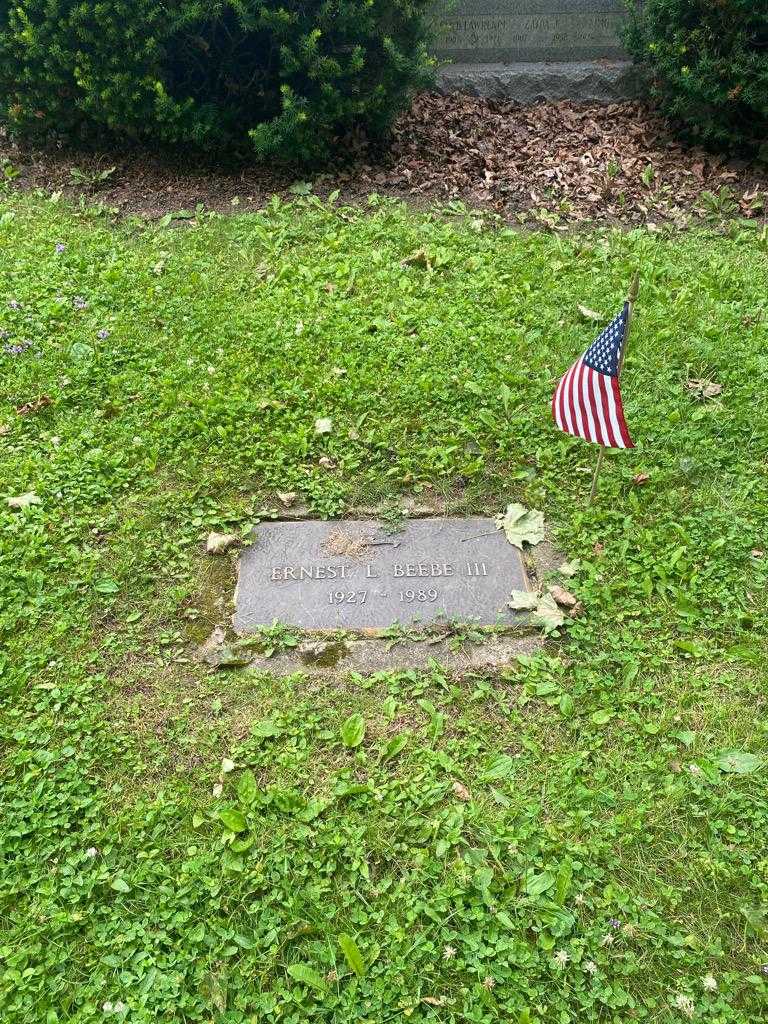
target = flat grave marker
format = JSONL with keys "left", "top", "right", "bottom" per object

{"left": 234, "top": 517, "right": 531, "bottom": 632}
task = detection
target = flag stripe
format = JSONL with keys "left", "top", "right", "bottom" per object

{"left": 571, "top": 361, "right": 587, "bottom": 440}
{"left": 557, "top": 368, "right": 569, "bottom": 432}
{"left": 588, "top": 369, "right": 608, "bottom": 446}
{"left": 558, "top": 364, "right": 571, "bottom": 433}
{"left": 611, "top": 376, "right": 634, "bottom": 448}
{"left": 579, "top": 362, "right": 597, "bottom": 443}
{"left": 603, "top": 372, "right": 624, "bottom": 448}
{"left": 562, "top": 361, "right": 578, "bottom": 436}
{"left": 597, "top": 372, "right": 618, "bottom": 447}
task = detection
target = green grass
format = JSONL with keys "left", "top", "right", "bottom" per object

{"left": 1, "top": 190, "right": 767, "bottom": 1024}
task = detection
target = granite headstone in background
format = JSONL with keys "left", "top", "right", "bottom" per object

{"left": 432, "top": 0, "right": 637, "bottom": 102}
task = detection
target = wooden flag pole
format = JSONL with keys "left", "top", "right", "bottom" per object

{"left": 588, "top": 447, "right": 605, "bottom": 504}
{"left": 588, "top": 269, "right": 640, "bottom": 504}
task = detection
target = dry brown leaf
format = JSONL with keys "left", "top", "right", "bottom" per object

{"left": 685, "top": 379, "right": 722, "bottom": 400}
{"left": 632, "top": 473, "right": 650, "bottom": 486}
{"left": 401, "top": 248, "right": 431, "bottom": 270}
{"left": 7, "top": 491, "right": 42, "bottom": 510}
{"left": 577, "top": 304, "right": 603, "bottom": 321}
{"left": 452, "top": 781, "right": 471, "bottom": 802}
{"left": 593, "top": 542, "right": 605, "bottom": 556}
{"left": 323, "top": 529, "right": 370, "bottom": 558}
{"left": 277, "top": 491, "right": 297, "bottom": 508}
{"left": 548, "top": 585, "right": 578, "bottom": 609}
{"left": 16, "top": 395, "right": 53, "bottom": 417}
{"left": 206, "top": 532, "right": 239, "bottom": 555}
{"left": 194, "top": 625, "right": 227, "bottom": 663}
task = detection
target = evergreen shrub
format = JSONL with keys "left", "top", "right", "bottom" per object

{"left": 623, "top": 0, "right": 768, "bottom": 156}
{"left": 0, "top": 0, "right": 435, "bottom": 161}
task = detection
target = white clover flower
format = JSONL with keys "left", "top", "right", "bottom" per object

{"left": 584, "top": 960, "right": 598, "bottom": 975}
{"left": 702, "top": 975, "right": 717, "bottom": 992}
{"left": 442, "top": 945, "right": 456, "bottom": 960}
{"left": 102, "top": 1002, "right": 113, "bottom": 1013}
{"left": 113, "top": 1001, "right": 126, "bottom": 1013}
{"left": 553, "top": 950, "right": 570, "bottom": 968}
{"left": 600, "top": 933, "right": 615, "bottom": 946}
{"left": 674, "top": 994, "right": 695, "bottom": 1018}
{"left": 207, "top": 366, "right": 215, "bottom": 375}
{"left": 85, "top": 847, "right": 98, "bottom": 858}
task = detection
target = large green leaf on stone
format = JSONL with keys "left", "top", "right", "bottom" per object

{"left": 496, "top": 503, "right": 545, "bottom": 549}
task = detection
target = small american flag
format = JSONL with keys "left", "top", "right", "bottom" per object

{"left": 552, "top": 304, "right": 634, "bottom": 449}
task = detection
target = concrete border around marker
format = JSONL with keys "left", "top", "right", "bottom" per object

{"left": 197, "top": 512, "right": 564, "bottom": 676}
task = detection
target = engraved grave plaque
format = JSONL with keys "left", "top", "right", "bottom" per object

{"left": 234, "top": 518, "right": 531, "bottom": 632}
{"left": 433, "top": 0, "right": 628, "bottom": 63}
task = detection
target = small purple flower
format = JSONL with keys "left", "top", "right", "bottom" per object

{"left": 55, "top": 242, "right": 66, "bottom": 255}
{"left": 8, "top": 299, "right": 20, "bottom": 310}
{"left": 73, "top": 296, "right": 88, "bottom": 310}
{"left": 3, "top": 340, "right": 32, "bottom": 356}
{"left": 609, "top": 918, "right": 621, "bottom": 930}
{"left": 97, "top": 328, "right": 111, "bottom": 340}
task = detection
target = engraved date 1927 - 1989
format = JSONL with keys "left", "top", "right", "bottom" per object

{"left": 329, "top": 589, "right": 439, "bottom": 605}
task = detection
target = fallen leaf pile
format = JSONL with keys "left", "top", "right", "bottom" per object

{"left": 509, "top": 558, "right": 583, "bottom": 633}
{"left": 379, "top": 95, "right": 768, "bottom": 225}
